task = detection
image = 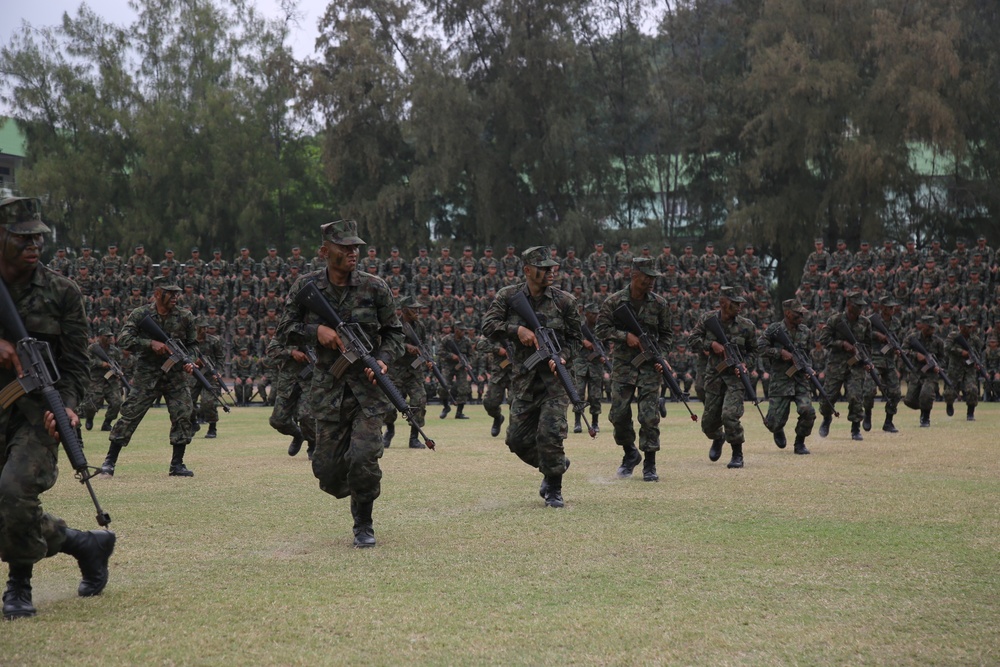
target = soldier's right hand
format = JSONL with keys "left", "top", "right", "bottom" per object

{"left": 517, "top": 326, "right": 537, "bottom": 348}
{"left": 0, "top": 339, "right": 23, "bottom": 377}
{"left": 151, "top": 340, "right": 170, "bottom": 356}
{"left": 710, "top": 341, "right": 725, "bottom": 356}
{"left": 318, "top": 324, "right": 345, "bottom": 353}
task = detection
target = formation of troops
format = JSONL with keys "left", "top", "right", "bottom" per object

{"left": 5, "top": 193, "right": 1000, "bottom": 620}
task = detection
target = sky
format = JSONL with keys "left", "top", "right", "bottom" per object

{"left": 4, "top": 0, "right": 327, "bottom": 61}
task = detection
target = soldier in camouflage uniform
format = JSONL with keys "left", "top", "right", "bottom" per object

{"left": 595, "top": 258, "right": 671, "bottom": 481}
{"left": 688, "top": 287, "right": 757, "bottom": 468}
{"left": 266, "top": 335, "right": 317, "bottom": 459}
{"left": 383, "top": 296, "right": 429, "bottom": 449}
{"left": 817, "top": 292, "right": 873, "bottom": 441}
{"left": 482, "top": 246, "right": 582, "bottom": 508}
{"left": 476, "top": 334, "right": 513, "bottom": 438}
{"left": 758, "top": 300, "right": 815, "bottom": 455}
{"left": 436, "top": 322, "right": 475, "bottom": 419}
{"left": 573, "top": 303, "right": 607, "bottom": 436}
{"left": 101, "top": 276, "right": 200, "bottom": 477}
{"left": 0, "top": 197, "right": 115, "bottom": 620}
{"left": 192, "top": 319, "right": 225, "bottom": 439}
{"left": 864, "top": 297, "right": 904, "bottom": 433}
{"left": 81, "top": 325, "right": 125, "bottom": 433}
{"left": 276, "top": 219, "right": 404, "bottom": 549}
{"left": 944, "top": 317, "right": 983, "bottom": 421}
{"left": 903, "top": 316, "right": 947, "bottom": 427}
{"left": 231, "top": 346, "right": 258, "bottom": 405}
{"left": 983, "top": 336, "right": 999, "bottom": 402}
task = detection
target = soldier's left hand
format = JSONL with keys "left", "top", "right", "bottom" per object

{"left": 365, "top": 360, "right": 388, "bottom": 384}
{"left": 43, "top": 408, "right": 80, "bottom": 441}
{"left": 626, "top": 333, "right": 641, "bottom": 348}
{"left": 654, "top": 362, "right": 663, "bottom": 373}
{"left": 183, "top": 363, "right": 194, "bottom": 374}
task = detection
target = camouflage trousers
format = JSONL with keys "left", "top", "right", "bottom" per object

{"left": 903, "top": 374, "right": 938, "bottom": 411}
{"left": 256, "top": 378, "right": 274, "bottom": 406}
{"left": 506, "top": 370, "right": 571, "bottom": 477}
{"left": 943, "top": 367, "right": 979, "bottom": 407}
{"left": 0, "top": 421, "right": 70, "bottom": 565}
{"left": 820, "top": 362, "right": 865, "bottom": 424}
{"left": 483, "top": 373, "right": 511, "bottom": 419}
{"left": 700, "top": 372, "right": 746, "bottom": 446}
{"left": 609, "top": 379, "right": 660, "bottom": 452}
{"left": 81, "top": 378, "right": 123, "bottom": 423}
{"left": 269, "top": 372, "right": 316, "bottom": 444}
{"left": 189, "top": 375, "right": 219, "bottom": 424}
{"left": 864, "top": 364, "right": 901, "bottom": 416}
{"left": 439, "top": 367, "right": 472, "bottom": 405}
{"left": 574, "top": 367, "right": 603, "bottom": 416}
{"left": 109, "top": 368, "right": 194, "bottom": 447}
{"left": 384, "top": 369, "right": 427, "bottom": 428}
{"left": 765, "top": 386, "right": 816, "bottom": 440}
{"left": 312, "top": 385, "right": 384, "bottom": 505}
{"left": 233, "top": 378, "right": 255, "bottom": 404}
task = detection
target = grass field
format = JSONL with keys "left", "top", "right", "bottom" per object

{"left": 3, "top": 401, "right": 999, "bottom": 666}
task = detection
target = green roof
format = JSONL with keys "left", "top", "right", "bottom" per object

{"left": 0, "top": 117, "right": 27, "bottom": 158}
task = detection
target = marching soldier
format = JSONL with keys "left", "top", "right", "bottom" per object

{"left": 758, "top": 300, "right": 815, "bottom": 455}
{"left": 817, "top": 292, "right": 873, "bottom": 441}
{"left": 383, "top": 296, "right": 429, "bottom": 449}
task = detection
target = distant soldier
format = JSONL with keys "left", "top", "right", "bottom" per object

{"left": 383, "top": 296, "right": 430, "bottom": 449}
{"left": 817, "top": 292, "right": 873, "bottom": 441}
{"left": 436, "top": 322, "right": 474, "bottom": 420}
{"left": 192, "top": 319, "right": 225, "bottom": 439}
{"left": 231, "top": 346, "right": 258, "bottom": 405}
{"left": 573, "top": 303, "right": 607, "bottom": 437}
{"left": 758, "top": 300, "right": 815, "bottom": 455}
{"left": 81, "top": 325, "right": 126, "bottom": 433}
{"left": 125, "top": 243, "right": 153, "bottom": 276}
{"left": 865, "top": 297, "right": 904, "bottom": 433}
{"left": 47, "top": 246, "right": 72, "bottom": 276}
{"left": 944, "top": 317, "right": 983, "bottom": 421}
{"left": 903, "top": 316, "right": 946, "bottom": 427}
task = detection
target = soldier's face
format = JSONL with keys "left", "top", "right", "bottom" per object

{"left": 324, "top": 242, "right": 359, "bottom": 272}
{"left": 155, "top": 288, "right": 177, "bottom": 310}
{"left": 0, "top": 230, "right": 45, "bottom": 275}
{"left": 631, "top": 272, "right": 655, "bottom": 294}
{"left": 525, "top": 265, "right": 554, "bottom": 289}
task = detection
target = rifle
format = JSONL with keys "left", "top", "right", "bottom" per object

{"left": 770, "top": 326, "right": 840, "bottom": 418}
{"left": 294, "top": 281, "right": 435, "bottom": 449}
{"left": 581, "top": 322, "right": 613, "bottom": 373}
{"left": 91, "top": 344, "right": 132, "bottom": 394}
{"left": 834, "top": 318, "right": 884, "bottom": 391}
{"left": 286, "top": 346, "right": 317, "bottom": 405}
{"left": 954, "top": 334, "right": 989, "bottom": 384}
{"left": 905, "top": 336, "right": 955, "bottom": 390}
{"left": 197, "top": 352, "right": 237, "bottom": 411}
{"left": 0, "top": 280, "right": 110, "bottom": 527}
{"left": 445, "top": 337, "right": 475, "bottom": 380}
{"left": 137, "top": 315, "right": 231, "bottom": 413}
{"left": 402, "top": 322, "right": 452, "bottom": 406}
{"left": 507, "top": 290, "right": 596, "bottom": 437}
{"left": 611, "top": 303, "right": 698, "bottom": 422}
{"left": 868, "top": 313, "right": 917, "bottom": 374}
{"left": 703, "top": 314, "right": 767, "bottom": 425}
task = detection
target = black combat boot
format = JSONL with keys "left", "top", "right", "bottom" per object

{"left": 543, "top": 474, "right": 564, "bottom": 508}
{"left": 287, "top": 434, "right": 303, "bottom": 456}
{"left": 967, "top": 405, "right": 976, "bottom": 422}
{"left": 591, "top": 412, "right": 600, "bottom": 434}
{"left": 539, "top": 459, "right": 570, "bottom": 499}
{"left": 168, "top": 445, "right": 194, "bottom": 477}
{"left": 709, "top": 432, "right": 725, "bottom": 462}
{"left": 851, "top": 422, "right": 863, "bottom": 441}
{"left": 773, "top": 428, "right": 787, "bottom": 449}
{"left": 204, "top": 423, "right": 217, "bottom": 439}
{"left": 882, "top": 415, "right": 899, "bottom": 433}
{"left": 455, "top": 404, "right": 469, "bottom": 419}
{"left": 573, "top": 413, "right": 582, "bottom": 433}
{"left": 382, "top": 423, "right": 394, "bottom": 449}
{"left": 919, "top": 409, "right": 931, "bottom": 427}
{"left": 863, "top": 408, "right": 872, "bottom": 432}
{"left": 793, "top": 435, "right": 810, "bottom": 455}
{"left": 101, "top": 441, "right": 124, "bottom": 476}
{"left": 439, "top": 404, "right": 450, "bottom": 419}
{"left": 351, "top": 497, "right": 376, "bottom": 548}
{"left": 819, "top": 415, "right": 832, "bottom": 438}
{"left": 658, "top": 397, "right": 668, "bottom": 418}
{"left": 490, "top": 414, "right": 504, "bottom": 438}
{"left": 642, "top": 451, "right": 658, "bottom": 482}
{"left": 2, "top": 564, "right": 35, "bottom": 620}
{"left": 408, "top": 425, "right": 425, "bottom": 449}
{"left": 85, "top": 416, "right": 94, "bottom": 431}
{"left": 727, "top": 443, "right": 744, "bottom": 469}
{"left": 60, "top": 529, "right": 116, "bottom": 597}
{"left": 616, "top": 446, "right": 642, "bottom": 478}
{"left": 946, "top": 401, "right": 954, "bottom": 417}
{"left": 100, "top": 418, "right": 113, "bottom": 432}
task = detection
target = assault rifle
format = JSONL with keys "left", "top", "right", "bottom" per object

{"left": 287, "top": 346, "right": 317, "bottom": 405}
{"left": 581, "top": 322, "right": 613, "bottom": 373}
{"left": 868, "top": 313, "right": 917, "bottom": 374}
{"left": 508, "top": 290, "right": 596, "bottom": 437}
{"left": 137, "top": 315, "right": 231, "bottom": 413}
{"left": 905, "top": 336, "right": 955, "bottom": 390}
{"left": 703, "top": 314, "right": 767, "bottom": 425}
{"left": 954, "top": 334, "right": 989, "bottom": 383}
{"left": 402, "top": 322, "right": 452, "bottom": 405}
{"left": 0, "top": 279, "right": 110, "bottom": 527}
{"left": 196, "top": 352, "right": 237, "bottom": 411}
{"left": 770, "top": 327, "right": 840, "bottom": 418}
{"left": 91, "top": 344, "right": 132, "bottom": 394}
{"left": 445, "top": 337, "right": 475, "bottom": 379}
{"left": 612, "top": 303, "right": 697, "bottom": 421}
{"left": 295, "top": 281, "right": 435, "bottom": 449}
{"left": 834, "top": 318, "right": 884, "bottom": 391}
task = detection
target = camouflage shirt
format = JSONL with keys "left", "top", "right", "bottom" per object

{"left": 687, "top": 310, "right": 759, "bottom": 382}
{"left": 758, "top": 319, "right": 813, "bottom": 397}
{"left": 594, "top": 287, "right": 672, "bottom": 386}
{"left": 118, "top": 303, "right": 200, "bottom": 375}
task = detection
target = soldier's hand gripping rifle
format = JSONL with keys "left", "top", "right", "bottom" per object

{"left": 295, "top": 281, "right": 435, "bottom": 449}
{"left": 868, "top": 313, "right": 917, "bottom": 374}
{"left": 508, "top": 290, "right": 596, "bottom": 437}
{"left": 581, "top": 322, "right": 613, "bottom": 374}
{"left": 402, "top": 322, "right": 452, "bottom": 406}
{"left": 954, "top": 334, "right": 990, "bottom": 383}
{"left": 770, "top": 327, "right": 840, "bottom": 418}
{"left": 286, "top": 346, "right": 317, "bottom": 405}
{"left": 703, "top": 314, "right": 767, "bottom": 425}
{"left": 906, "top": 336, "right": 955, "bottom": 389}
{"left": 834, "top": 319, "right": 884, "bottom": 391}
{"left": 612, "top": 303, "right": 698, "bottom": 421}
{"left": 91, "top": 344, "right": 132, "bottom": 395}
{"left": 137, "top": 315, "right": 231, "bottom": 413}
{"left": 445, "top": 337, "right": 475, "bottom": 380}
{"left": 197, "top": 353, "right": 237, "bottom": 411}
{"left": 0, "top": 280, "right": 110, "bottom": 527}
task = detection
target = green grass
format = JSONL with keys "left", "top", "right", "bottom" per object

{"left": 4, "top": 402, "right": 999, "bottom": 666}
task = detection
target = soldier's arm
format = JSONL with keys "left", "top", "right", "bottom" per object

{"left": 593, "top": 295, "right": 624, "bottom": 344}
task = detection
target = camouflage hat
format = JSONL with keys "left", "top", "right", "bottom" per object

{"left": 782, "top": 299, "right": 808, "bottom": 314}
{"left": 321, "top": 219, "right": 366, "bottom": 245}
{"left": 920, "top": 315, "right": 937, "bottom": 326}
{"left": 632, "top": 257, "right": 660, "bottom": 277}
{"left": 719, "top": 286, "right": 746, "bottom": 303}
{"left": 153, "top": 276, "right": 182, "bottom": 292}
{"left": 238, "top": 346, "right": 249, "bottom": 352}
{"left": 0, "top": 197, "right": 51, "bottom": 235}
{"left": 195, "top": 317, "right": 210, "bottom": 327}
{"left": 879, "top": 296, "right": 900, "bottom": 307}
{"left": 522, "top": 245, "right": 559, "bottom": 268}
{"left": 956, "top": 315, "right": 974, "bottom": 327}
{"left": 97, "top": 324, "right": 114, "bottom": 336}
{"left": 398, "top": 295, "right": 419, "bottom": 310}
{"left": 584, "top": 302, "right": 600, "bottom": 313}
{"left": 846, "top": 291, "right": 867, "bottom": 306}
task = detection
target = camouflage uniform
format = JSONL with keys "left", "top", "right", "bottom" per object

{"left": 572, "top": 331, "right": 606, "bottom": 428}
{"left": 758, "top": 319, "right": 816, "bottom": 447}
{"left": 864, "top": 314, "right": 904, "bottom": 428}
{"left": 476, "top": 337, "right": 512, "bottom": 425}
{"left": 984, "top": 343, "right": 1000, "bottom": 401}
{"left": 266, "top": 337, "right": 317, "bottom": 455}
{"left": 818, "top": 311, "right": 873, "bottom": 428}
{"left": 81, "top": 340, "right": 125, "bottom": 429}
{"left": 384, "top": 318, "right": 428, "bottom": 443}
{"left": 231, "top": 352, "right": 258, "bottom": 405}
{"left": 903, "top": 328, "right": 946, "bottom": 418}
{"left": 192, "top": 331, "right": 225, "bottom": 428}
{"left": 944, "top": 329, "right": 983, "bottom": 417}
{"left": 437, "top": 332, "right": 474, "bottom": 412}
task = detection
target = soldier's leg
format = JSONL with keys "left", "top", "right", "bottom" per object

{"left": 903, "top": 374, "right": 922, "bottom": 411}
{"left": 766, "top": 395, "right": 792, "bottom": 448}
{"left": 454, "top": 373, "right": 472, "bottom": 417}
{"left": 963, "top": 373, "right": 979, "bottom": 420}
{"left": 636, "top": 380, "right": 661, "bottom": 453}
{"left": 609, "top": 382, "right": 637, "bottom": 451}
{"left": 312, "top": 406, "right": 356, "bottom": 501}
{"left": 505, "top": 383, "right": 544, "bottom": 469}
{"left": 107, "top": 378, "right": 161, "bottom": 471}
{"left": 104, "top": 382, "right": 123, "bottom": 425}
{"left": 721, "top": 379, "right": 746, "bottom": 446}
{"left": 587, "top": 373, "right": 602, "bottom": 417}
{"left": 536, "top": 380, "right": 570, "bottom": 506}
{"left": 700, "top": 377, "right": 725, "bottom": 441}
{"left": 943, "top": 378, "right": 957, "bottom": 415}
{"left": 406, "top": 375, "right": 427, "bottom": 428}
{"left": 793, "top": 390, "right": 816, "bottom": 439}
{"left": 483, "top": 378, "right": 504, "bottom": 419}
